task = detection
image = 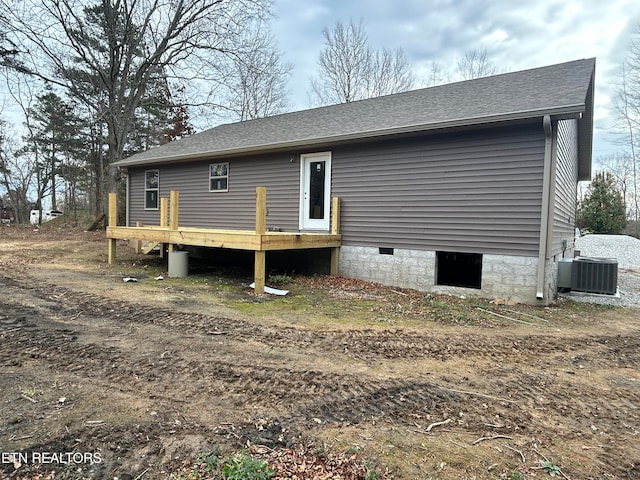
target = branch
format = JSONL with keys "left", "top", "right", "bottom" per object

{"left": 425, "top": 418, "right": 452, "bottom": 432}
{"left": 472, "top": 434, "right": 513, "bottom": 445}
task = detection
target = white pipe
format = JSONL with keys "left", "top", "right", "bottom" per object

{"left": 536, "top": 116, "right": 553, "bottom": 300}
{"left": 125, "top": 169, "right": 130, "bottom": 227}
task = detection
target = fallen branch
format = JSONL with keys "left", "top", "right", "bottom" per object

{"left": 133, "top": 468, "right": 149, "bottom": 480}
{"left": 504, "top": 308, "right": 549, "bottom": 323}
{"left": 390, "top": 289, "right": 408, "bottom": 296}
{"left": 425, "top": 418, "right": 452, "bottom": 432}
{"left": 436, "top": 385, "right": 517, "bottom": 404}
{"left": 21, "top": 394, "right": 37, "bottom": 404}
{"left": 472, "top": 434, "right": 513, "bottom": 445}
{"left": 534, "top": 447, "right": 571, "bottom": 480}
{"left": 207, "top": 331, "right": 228, "bottom": 335}
{"left": 449, "top": 438, "right": 468, "bottom": 449}
{"left": 477, "top": 307, "right": 532, "bottom": 325}
{"left": 532, "top": 465, "right": 571, "bottom": 480}
{"left": 503, "top": 443, "right": 525, "bottom": 463}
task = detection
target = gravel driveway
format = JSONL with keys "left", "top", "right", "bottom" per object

{"left": 561, "top": 234, "right": 640, "bottom": 307}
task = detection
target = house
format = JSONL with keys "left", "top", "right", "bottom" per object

{"left": 111, "top": 58, "right": 595, "bottom": 304}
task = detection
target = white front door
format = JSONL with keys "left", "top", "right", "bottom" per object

{"left": 300, "top": 152, "right": 331, "bottom": 230}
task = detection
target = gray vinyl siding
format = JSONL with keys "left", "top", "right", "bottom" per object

{"left": 128, "top": 152, "right": 301, "bottom": 231}
{"left": 332, "top": 124, "right": 545, "bottom": 257}
{"left": 127, "top": 123, "right": 545, "bottom": 257}
{"left": 551, "top": 119, "right": 579, "bottom": 256}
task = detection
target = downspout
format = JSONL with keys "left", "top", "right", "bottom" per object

{"left": 536, "top": 115, "right": 553, "bottom": 300}
{"left": 125, "top": 168, "right": 130, "bottom": 227}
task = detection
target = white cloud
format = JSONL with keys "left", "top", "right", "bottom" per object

{"left": 271, "top": 0, "right": 640, "bottom": 157}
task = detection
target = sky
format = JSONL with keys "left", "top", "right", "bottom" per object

{"left": 1, "top": 0, "right": 638, "bottom": 164}
{"left": 270, "top": 0, "right": 640, "bottom": 161}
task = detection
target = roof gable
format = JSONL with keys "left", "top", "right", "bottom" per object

{"left": 115, "top": 58, "right": 596, "bottom": 167}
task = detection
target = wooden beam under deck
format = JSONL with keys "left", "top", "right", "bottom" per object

{"left": 107, "top": 187, "right": 341, "bottom": 294}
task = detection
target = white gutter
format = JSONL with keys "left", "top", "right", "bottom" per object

{"left": 536, "top": 115, "right": 553, "bottom": 300}
{"left": 125, "top": 170, "right": 130, "bottom": 227}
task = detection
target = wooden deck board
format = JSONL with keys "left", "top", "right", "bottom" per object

{"left": 106, "top": 226, "right": 341, "bottom": 251}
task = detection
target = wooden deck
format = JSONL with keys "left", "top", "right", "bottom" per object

{"left": 106, "top": 187, "right": 341, "bottom": 293}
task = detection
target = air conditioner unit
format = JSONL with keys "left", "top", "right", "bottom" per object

{"left": 571, "top": 257, "right": 618, "bottom": 295}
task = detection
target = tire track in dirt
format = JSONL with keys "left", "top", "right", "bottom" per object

{"left": 2, "top": 274, "right": 638, "bottom": 442}
{"left": 0, "top": 310, "right": 446, "bottom": 417}
{"left": 3, "top": 273, "right": 638, "bottom": 366}
{"left": 1, "top": 298, "right": 530, "bottom": 439}
{"left": 5, "top": 310, "right": 635, "bottom": 461}
{"left": 492, "top": 369, "right": 640, "bottom": 424}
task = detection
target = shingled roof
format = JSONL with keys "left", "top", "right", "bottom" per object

{"left": 115, "top": 58, "right": 595, "bottom": 176}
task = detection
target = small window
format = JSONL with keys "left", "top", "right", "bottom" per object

{"left": 436, "top": 251, "right": 482, "bottom": 289}
{"left": 145, "top": 169, "right": 159, "bottom": 209}
{"left": 209, "top": 163, "right": 229, "bottom": 192}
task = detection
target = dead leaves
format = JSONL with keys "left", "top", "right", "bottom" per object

{"left": 252, "top": 443, "right": 386, "bottom": 480}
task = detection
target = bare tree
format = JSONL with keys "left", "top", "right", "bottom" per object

{"left": 2, "top": 0, "right": 270, "bottom": 214}
{"left": 2, "top": 74, "right": 54, "bottom": 222}
{"left": 615, "top": 26, "right": 640, "bottom": 222}
{"left": 220, "top": 22, "right": 293, "bottom": 121}
{"left": 597, "top": 152, "right": 636, "bottom": 218}
{"left": 456, "top": 46, "right": 497, "bottom": 80}
{"left": 0, "top": 28, "right": 22, "bottom": 70}
{"left": 423, "top": 60, "right": 450, "bottom": 87}
{"left": 310, "top": 19, "right": 415, "bottom": 105}
{"left": 0, "top": 118, "right": 36, "bottom": 224}
{"left": 367, "top": 47, "right": 414, "bottom": 98}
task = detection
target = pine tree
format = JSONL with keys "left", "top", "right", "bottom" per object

{"left": 28, "top": 88, "right": 82, "bottom": 211}
{"left": 577, "top": 172, "right": 627, "bottom": 234}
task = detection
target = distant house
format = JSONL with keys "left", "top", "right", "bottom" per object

{"left": 113, "top": 58, "right": 595, "bottom": 304}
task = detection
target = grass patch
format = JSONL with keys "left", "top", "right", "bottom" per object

{"left": 79, "top": 238, "right": 633, "bottom": 330}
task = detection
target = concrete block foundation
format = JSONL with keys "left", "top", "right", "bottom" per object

{"left": 339, "top": 246, "right": 557, "bottom": 304}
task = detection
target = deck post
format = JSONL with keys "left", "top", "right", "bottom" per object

{"left": 255, "top": 187, "right": 266, "bottom": 235}
{"left": 134, "top": 222, "right": 142, "bottom": 253}
{"left": 160, "top": 197, "right": 168, "bottom": 227}
{"left": 254, "top": 250, "right": 266, "bottom": 294}
{"left": 254, "top": 187, "right": 267, "bottom": 293}
{"left": 107, "top": 193, "right": 117, "bottom": 264}
{"left": 168, "top": 191, "right": 179, "bottom": 253}
{"left": 159, "top": 197, "right": 168, "bottom": 258}
{"left": 330, "top": 197, "right": 341, "bottom": 275}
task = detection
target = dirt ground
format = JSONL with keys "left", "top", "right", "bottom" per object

{"left": 0, "top": 226, "right": 638, "bottom": 480}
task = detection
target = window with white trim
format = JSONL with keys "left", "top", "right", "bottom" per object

{"left": 144, "top": 169, "right": 159, "bottom": 209}
{"left": 209, "top": 162, "right": 229, "bottom": 192}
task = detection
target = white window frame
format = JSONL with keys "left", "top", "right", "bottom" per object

{"left": 209, "top": 162, "right": 229, "bottom": 192}
{"left": 144, "top": 169, "right": 159, "bottom": 210}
